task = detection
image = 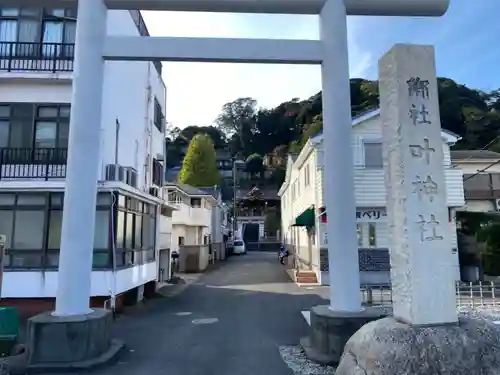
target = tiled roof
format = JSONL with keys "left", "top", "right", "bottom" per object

{"left": 167, "top": 182, "right": 213, "bottom": 197}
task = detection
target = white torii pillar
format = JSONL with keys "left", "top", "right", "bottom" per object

{"left": 318, "top": 0, "right": 449, "bottom": 312}
{"left": 53, "top": 0, "right": 108, "bottom": 316}
{"left": 320, "top": 0, "right": 361, "bottom": 312}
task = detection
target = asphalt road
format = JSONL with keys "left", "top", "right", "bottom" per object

{"left": 95, "top": 252, "right": 328, "bottom": 375}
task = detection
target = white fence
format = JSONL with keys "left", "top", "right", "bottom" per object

{"left": 362, "top": 282, "right": 500, "bottom": 308}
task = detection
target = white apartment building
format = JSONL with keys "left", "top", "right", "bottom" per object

{"left": 279, "top": 108, "right": 466, "bottom": 286}
{"left": 0, "top": 7, "right": 171, "bottom": 304}
{"left": 166, "top": 183, "right": 214, "bottom": 249}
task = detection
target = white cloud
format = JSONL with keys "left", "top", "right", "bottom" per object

{"left": 142, "top": 11, "right": 374, "bottom": 127}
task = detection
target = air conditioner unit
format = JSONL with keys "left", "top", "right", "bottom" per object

{"left": 125, "top": 168, "right": 138, "bottom": 188}
{"left": 495, "top": 199, "right": 500, "bottom": 211}
{"left": 105, "top": 164, "right": 126, "bottom": 182}
{"left": 149, "top": 186, "right": 159, "bottom": 197}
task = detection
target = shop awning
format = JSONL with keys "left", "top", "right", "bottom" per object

{"left": 292, "top": 206, "right": 315, "bottom": 227}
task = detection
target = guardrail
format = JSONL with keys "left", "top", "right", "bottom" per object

{"left": 362, "top": 281, "right": 500, "bottom": 308}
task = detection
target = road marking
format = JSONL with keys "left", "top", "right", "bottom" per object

{"left": 192, "top": 318, "right": 219, "bottom": 325}
{"left": 301, "top": 311, "right": 311, "bottom": 326}
{"left": 175, "top": 312, "right": 192, "bottom": 316}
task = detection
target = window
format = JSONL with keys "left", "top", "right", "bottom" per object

{"left": 0, "top": 121, "right": 9, "bottom": 148}
{"left": 304, "top": 164, "right": 310, "bottom": 187}
{"left": 125, "top": 213, "right": 134, "bottom": 249}
{"left": 0, "top": 103, "right": 70, "bottom": 150}
{"left": 35, "top": 105, "right": 70, "bottom": 148}
{"left": 0, "top": 8, "right": 77, "bottom": 56}
{"left": 0, "top": 192, "right": 112, "bottom": 269}
{"left": 368, "top": 223, "right": 377, "bottom": 247}
{"left": 178, "top": 236, "right": 184, "bottom": 245}
{"left": 116, "top": 210, "right": 125, "bottom": 248}
{"left": 363, "top": 142, "right": 383, "bottom": 169}
{"left": 134, "top": 214, "right": 142, "bottom": 249}
{"left": 153, "top": 98, "right": 164, "bottom": 132}
{"left": 191, "top": 198, "right": 201, "bottom": 207}
{"left": 48, "top": 209, "right": 109, "bottom": 249}
{"left": 0, "top": 210, "right": 13, "bottom": 248}
{"left": 114, "top": 194, "right": 157, "bottom": 264}
{"left": 152, "top": 158, "right": 163, "bottom": 186}
{"left": 13, "top": 210, "right": 44, "bottom": 249}
{"left": 356, "top": 224, "right": 362, "bottom": 247}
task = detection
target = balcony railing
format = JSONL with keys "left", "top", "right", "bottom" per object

{"left": 464, "top": 189, "right": 500, "bottom": 200}
{"left": 0, "top": 148, "right": 68, "bottom": 180}
{"left": 0, "top": 42, "right": 75, "bottom": 72}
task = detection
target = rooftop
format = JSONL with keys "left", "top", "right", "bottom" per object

{"left": 451, "top": 150, "right": 500, "bottom": 161}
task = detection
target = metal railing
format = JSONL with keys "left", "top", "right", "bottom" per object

{"left": 0, "top": 147, "right": 68, "bottom": 180}
{"left": 362, "top": 281, "right": 500, "bottom": 309}
{"left": 0, "top": 41, "right": 75, "bottom": 72}
{"left": 464, "top": 189, "right": 500, "bottom": 200}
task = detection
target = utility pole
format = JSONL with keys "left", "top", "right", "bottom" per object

{"left": 232, "top": 156, "right": 238, "bottom": 237}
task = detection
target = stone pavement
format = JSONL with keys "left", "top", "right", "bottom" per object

{"left": 81, "top": 252, "right": 328, "bottom": 375}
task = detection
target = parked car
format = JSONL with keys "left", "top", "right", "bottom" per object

{"left": 233, "top": 240, "right": 246, "bottom": 255}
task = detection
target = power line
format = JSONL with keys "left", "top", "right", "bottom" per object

{"left": 464, "top": 158, "right": 500, "bottom": 181}
{"left": 451, "top": 133, "right": 500, "bottom": 169}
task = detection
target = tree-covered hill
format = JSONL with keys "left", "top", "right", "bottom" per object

{"left": 166, "top": 77, "right": 500, "bottom": 171}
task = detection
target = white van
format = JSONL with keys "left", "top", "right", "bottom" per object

{"left": 233, "top": 240, "right": 246, "bottom": 255}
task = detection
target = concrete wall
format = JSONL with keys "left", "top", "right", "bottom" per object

{"left": 2, "top": 262, "right": 157, "bottom": 298}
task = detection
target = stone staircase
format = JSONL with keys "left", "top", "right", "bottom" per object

{"left": 295, "top": 270, "right": 318, "bottom": 284}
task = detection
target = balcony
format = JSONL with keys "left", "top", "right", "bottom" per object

{"left": 0, "top": 148, "right": 68, "bottom": 180}
{"left": 463, "top": 173, "right": 500, "bottom": 200}
{"left": 0, "top": 42, "right": 74, "bottom": 73}
{"left": 170, "top": 202, "right": 211, "bottom": 227}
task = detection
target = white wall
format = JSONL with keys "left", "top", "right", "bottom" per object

{"left": 100, "top": 10, "right": 166, "bottom": 192}
{"left": 2, "top": 262, "right": 157, "bottom": 298}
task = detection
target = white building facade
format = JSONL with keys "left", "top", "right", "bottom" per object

{"left": 279, "top": 109, "right": 465, "bottom": 286}
{"left": 165, "top": 183, "right": 214, "bottom": 252}
{"left": 0, "top": 8, "right": 169, "bottom": 301}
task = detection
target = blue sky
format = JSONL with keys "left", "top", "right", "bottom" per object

{"left": 142, "top": 0, "right": 499, "bottom": 128}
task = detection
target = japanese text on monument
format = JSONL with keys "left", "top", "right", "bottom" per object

{"left": 407, "top": 76, "right": 444, "bottom": 242}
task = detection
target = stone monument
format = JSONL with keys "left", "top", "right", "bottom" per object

{"left": 381, "top": 44, "right": 457, "bottom": 326}
{"left": 335, "top": 43, "right": 500, "bottom": 375}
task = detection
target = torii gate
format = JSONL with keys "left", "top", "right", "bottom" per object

{"left": 2, "top": 0, "right": 449, "bottom": 317}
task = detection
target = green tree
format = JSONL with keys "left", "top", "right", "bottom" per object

{"left": 245, "top": 153, "right": 264, "bottom": 177}
{"left": 178, "top": 134, "right": 220, "bottom": 187}
{"left": 216, "top": 97, "right": 258, "bottom": 155}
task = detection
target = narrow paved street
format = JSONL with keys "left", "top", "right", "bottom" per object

{"left": 97, "top": 252, "right": 328, "bottom": 375}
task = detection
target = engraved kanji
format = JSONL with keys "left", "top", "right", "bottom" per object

{"left": 409, "top": 138, "right": 435, "bottom": 165}
{"left": 407, "top": 77, "right": 430, "bottom": 99}
{"left": 409, "top": 104, "right": 431, "bottom": 126}
{"left": 416, "top": 214, "right": 444, "bottom": 242}
{"left": 412, "top": 175, "right": 438, "bottom": 202}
